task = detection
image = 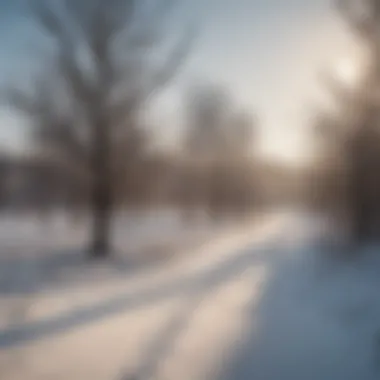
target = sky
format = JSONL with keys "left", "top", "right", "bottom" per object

{"left": 0, "top": 0, "right": 361, "bottom": 164}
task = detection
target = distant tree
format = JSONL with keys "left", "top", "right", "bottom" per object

{"left": 184, "top": 84, "right": 232, "bottom": 160}
{"left": 182, "top": 84, "right": 256, "bottom": 220}
{"left": 5, "top": 0, "right": 194, "bottom": 258}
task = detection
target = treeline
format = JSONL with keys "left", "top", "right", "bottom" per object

{"left": 0, "top": 149, "right": 258, "bottom": 218}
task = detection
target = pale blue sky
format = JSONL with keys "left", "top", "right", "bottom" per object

{"left": 0, "top": 0, "right": 359, "bottom": 164}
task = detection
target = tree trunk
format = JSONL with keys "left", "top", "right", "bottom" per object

{"left": 90, "top": 193, "right": 112, "bottom": 258}
{"left": 351, "top": 195, "right": 371, "bottom": 243}
{"left": 89, "top": 113, "right": 113, "bottom": 259}
{"left": 349, "top": 162, "right": 374, "bottom": 244}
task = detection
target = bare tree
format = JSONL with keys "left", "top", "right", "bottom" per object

{"left": 5, "top": 0, "right": 194, "bottom": 258}
{"left": 184, "top": 84, "right": 232, "bottom": 160}
{"left": 313, "top": 0, "right": 380, "bottom": 242}
{"left": 184, "top": 84, "right": 255, "bottom": 161}
{"left": 181, "top": 84, "right": 256, "bottom": 220}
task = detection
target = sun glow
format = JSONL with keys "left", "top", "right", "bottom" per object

{"left": 334, "top": 57, "right": 361, "bottom": 86}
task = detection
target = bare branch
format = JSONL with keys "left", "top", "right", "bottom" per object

{"left": 3, "top": 74, "right": 55, "bottom": 119}
{"left": 30, "top": 0, "right": 65, "bottom": 39}
{"left": 56, "top": 48, "right": 95, "bottom": 106}
{"left": 146, "top": 24, "right": 197, "bottom": 96}
{"left": 31, "top": 1, "right": 94, "bottom": 104}
{"left": 336, "top": 0, "right": 376, "bottom": 40}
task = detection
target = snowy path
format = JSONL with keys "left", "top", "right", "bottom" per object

{"left": 0, "top": 212, "right": 291, "bottom": 380}
{"left": 2, "top": 211, "right": 379, "bottom": 380}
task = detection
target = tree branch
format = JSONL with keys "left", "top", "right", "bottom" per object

{"left": 145, "top": 24, "right": 197, "bottom": 97}
{"left": 336, "top": 0, "right": 375, "bottom": 40}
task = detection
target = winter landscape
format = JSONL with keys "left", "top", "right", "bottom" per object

{"left": 2, "top": 0, "right": 380, "bottom": 379}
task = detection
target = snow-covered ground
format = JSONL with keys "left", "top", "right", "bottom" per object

{"left": 0, "top": 209, "right": 237, "bottom": 294}
{"left": 1, "top": 210, "right": 380, "bottom": 380}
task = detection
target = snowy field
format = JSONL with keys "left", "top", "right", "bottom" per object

{"left": 0, "top": 209, "right": 237, "bottom": 293}
{"left": 0, "top": 210, "right": 380, "bottom": 379}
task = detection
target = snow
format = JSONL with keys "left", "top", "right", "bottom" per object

{"left": 1, "top": 210, "right": 380, "bottom": 379}
{"left": 220, "top": 218, "right": 380, "bottom": 380}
